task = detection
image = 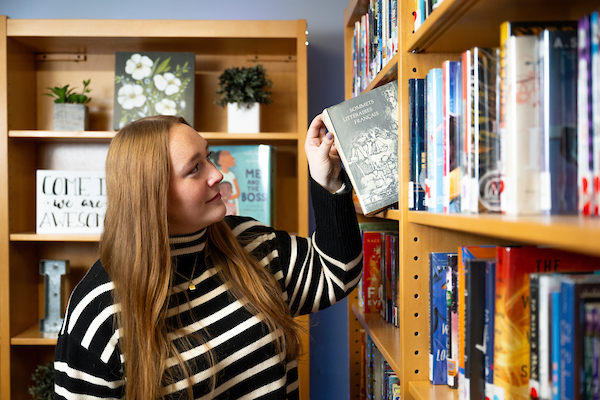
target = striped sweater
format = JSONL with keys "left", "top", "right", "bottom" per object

{"left": 54, "top": 176, "right": 362, "bottom": 399}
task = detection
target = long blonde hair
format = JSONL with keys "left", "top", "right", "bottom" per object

{"left": 100, "top": 115, "right": 301, "bottom": 400}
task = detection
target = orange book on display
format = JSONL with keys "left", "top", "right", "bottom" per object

{"left": 493, "top": 246, "right": 600, "bottom": 400}
{"left": 457, "top": 245, "right": 497, "bottom": 400}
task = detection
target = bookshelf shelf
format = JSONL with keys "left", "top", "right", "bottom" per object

{"left": 406, "top": 0, "right": 599, "bottom": 53}
{"left": 11, "top": 325, "right": 57, "bottom": 346}
{"left": 9, "top": 233, "right": 100, "bottom": 242}
{"left": 352, "top": 306, "right": 401, "bottom": 375}
{"left": 408, "top": 212, "right": 600, "bottom": 257}
{"left": 407, "top": 381, "right": 458, "bottom": 400}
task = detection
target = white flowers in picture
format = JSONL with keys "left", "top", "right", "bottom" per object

{"left": 113, "top": 52, "right": 195, "bottom": 129}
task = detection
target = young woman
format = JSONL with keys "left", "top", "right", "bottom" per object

{"left": 54, "top": 114, "right": 362, "bottom": 400}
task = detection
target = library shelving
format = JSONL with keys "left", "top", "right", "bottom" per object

{"left": 0, "top": 18, "right": 309, "bottom": 400}
{"left": 343, "top": 0, "right": 600, "bottom": 399}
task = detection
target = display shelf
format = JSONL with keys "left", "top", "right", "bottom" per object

{"left": 408, "top": 212, "right": 600, "bottom": 257}
{"left": 406, "top": 0, "right": 599, "bottom": 53}
{"left": 352, "top": 305, "right": 401, "bottom": 375}
{"left": 1, "top": 17, "right": 309, "bottom": 400}
{"left": 11, "top": 325, "right": 57, "bottom": 346}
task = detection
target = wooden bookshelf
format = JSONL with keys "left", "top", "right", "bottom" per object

{"left": 343, "top": 0, "right": 600, "bottom": 399}
{"left": 0, "top": 17, "right": 309, "bottom": 400}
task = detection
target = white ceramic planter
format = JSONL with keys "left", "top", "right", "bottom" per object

{"left": 227, "top": 102, "right": 260, "bottom": 133}
{"left": 53, "top": 103, "right": 89, "bottom": 131}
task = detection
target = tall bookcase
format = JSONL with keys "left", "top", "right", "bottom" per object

{"left": 343, "top": 0, "right": 600, "bottom": 399}
{"left": 0, "top": 18, "right": 309, "bottom": 400}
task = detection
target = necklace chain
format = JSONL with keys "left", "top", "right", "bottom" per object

{"left": 174, "top": 254, "right": 198, "bottom": 291}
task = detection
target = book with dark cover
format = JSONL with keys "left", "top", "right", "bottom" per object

{"left": 322, "top": 80, "right": 399, "bottom": 216}
{"left": 429, "top": 252, "right": 451, "bottom": 385}
{"left": 409, "top": 78, "right": 427, "bottom": 211}
{"left": 113, "top": 51, "right": 195, "bottom": 130}
{"left": 464, "top": 258, "right": 490, "bottom": 400}
{"left": 474, "top": 47, "right": 501, "bottom": 214}
{"left": 209, "top": 145, "right": 275, "bottom": 226}
{"left": 578, "top": 15, "right": 594, "bottom": 216}
{"left": 484, "top": 260, "right": 496, "bottom": 400}
{"left": 537, "top": 29, "right": 578, "bottom": 215}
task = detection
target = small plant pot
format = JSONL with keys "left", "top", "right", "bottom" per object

{"left": 227, "top": 102, "right": 260, "bottom": 133}
{"left": 53, "top": 103, "right": 89, "bottom": 131}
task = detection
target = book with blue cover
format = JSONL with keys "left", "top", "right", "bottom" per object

{"left": 429, "top": 252, "right": 451, "bottom": 385}
{"left": 426, "top": 68, "right": 444, "bottom": 213}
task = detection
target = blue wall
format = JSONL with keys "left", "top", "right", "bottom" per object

{"left": 0, "top": 0, "right": 350, "bottom": 398}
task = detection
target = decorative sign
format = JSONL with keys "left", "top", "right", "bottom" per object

{"left": 36, "top": 170, "right": 107, "bottom": 234}
{"left": 39, "top": 259, "right": 69, "bottom": 333}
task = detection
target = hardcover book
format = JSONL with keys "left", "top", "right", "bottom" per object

{"left": 209, "top": 145, "right": 275, "bottom": 226}
{"left": 446, "top": 253, "right": 459, "bottom": 388}
{"left": 113, "top": 51, "right": 195, "bottom": 130}
{"left": 537, "top": 29, "right": 578, "bottom": 215}
{"left": 322, "top": 80, "right": 399, "bottom": 215}
{"left": 442, "top": 60, "right": 461, "bottom": 213}
{"left": 429, "top": 252, "right": 451, "bottom": 385}
{"left": 426, "top": 68, "right": 444, "bottom": 213}
{"left": 409, "top": 78, "right": 427, "bottom": 211}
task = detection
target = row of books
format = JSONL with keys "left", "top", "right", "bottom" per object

{"left": 359, "top": 331, "right": 401, "bottom": 400}
{"left": 357, "top": 222, "right": 399, "bottom": 327}
{"left": 427, "top": 245, "right": 600, "bottom": 400}
{"left": 351, "top": 0, "right": 399, "bottom": 96}
{"left": 413, "top": 0, "right": 444, "bottom": 32}
{"left": 409, "top": 15, "right": 600, "bottom": 216}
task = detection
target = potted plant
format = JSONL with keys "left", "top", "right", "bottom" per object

{"left": 45, "top": 79, "right": 92, "bottom": 131}
{"left": 214, "top": 65, "right": 272, "bottom": 133}
{"left": 28, "top": 362, "right": 54, "bottom": 400}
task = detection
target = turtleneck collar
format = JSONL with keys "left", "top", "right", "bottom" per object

{"left": 169, "top": 227, "right": 208, "bottom": 257}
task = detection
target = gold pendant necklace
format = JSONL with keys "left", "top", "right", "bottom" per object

{"left": 175, "top": 254, "right": 198, "bottom": 291}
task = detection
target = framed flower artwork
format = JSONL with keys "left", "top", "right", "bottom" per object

{"left": 113, "top": 51, "right": 195, "bottom": 130}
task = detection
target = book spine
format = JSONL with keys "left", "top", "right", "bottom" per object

{"left": 465, "top": 259, "right": 487, "bottom": 400}
{"left": 415, "top": 78, "right": 427, "bottom": 211}
{"left": 460, "top": 49, "right": 473, "bottom": 214}
{"left": 560, "top": 280, "right": 576, "bottom": 400}
{"left": 476, "top": 47, "right": 501, "bottom": 213}
{"left": 409, "top": 78, "right": 416, "bottom": 210}
{"left": 447, "top": 253, "right": 459, "bottom": 388}
{"left": 484, "top": 260, "right": 496, "bottom": 399}
{"left": 552, "top": 290, "right": 561, "bottom": 400}
{"left": 530, "top": 273, "right": 541, "bottom": 400}
{"left": 429, "top": 252, "right": 449, "bottom": 384}
{"left": 592, "top": 12, "right": 600, "bottom": 217}
{"left": 578, "top": 15, "right": 593, "bottom": 216}
{"left": 538, "top": 275, "right": 562, "bottom": 400}
{"left": 501, "top": 35, "right": 541, "bottom": 215}
{"left": 363, "top": 231, "right": 383, "bottom": 314}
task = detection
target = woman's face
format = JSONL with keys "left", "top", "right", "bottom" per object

{"left": 167, "top": 123, "right": 226, "bottom": 235}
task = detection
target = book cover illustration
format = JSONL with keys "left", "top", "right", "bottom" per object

{"left": 322, "top": 80, "right": 398, "bottom": 215}
{"left": 362, "top": 230, "right": 383, "bottom": 314}
{"left": 209, "top": 145, "right": 275, "bottom": 226}
{"left": 537, "top": 29, "right": 578, "bottom": 215}
{"left": 429, "top": 252, "right": 450, "bottom": 385}
{"left": 493, "top": 247, "right": 600, "bottom": 400}
{"left": 114, "top": 51, "right": 195, "bottom": 130}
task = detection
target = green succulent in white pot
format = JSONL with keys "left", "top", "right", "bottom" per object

{"left": 214, "top": 65, "right": 272, "bottom": 133}
{"left": 45, "top": 79, "right": 92, "bottom": 131}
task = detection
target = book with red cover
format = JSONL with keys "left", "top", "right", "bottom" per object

{"left": 362, "top": 231, "right": 383, "bottom": 313}
{"left": 493, "top": 246, "right": 600, "bottom": 400}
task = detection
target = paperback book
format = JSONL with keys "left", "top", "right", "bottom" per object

{"left": 323, "top": 80, "right": 399, "bottom": 215}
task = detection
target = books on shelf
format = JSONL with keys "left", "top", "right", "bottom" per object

{"left": 429, "top": 252, "right": 452, "bottom": 385}
{"left": 209, "top": 145, "right": 275, "bottom": 226}
{"left": 408, "top": 78, "right": 427, "bottom": 211}
{"left": 36, "top": 170, "right": 107, "bottom": 235}
{"left": 323, "top": 80, "right": 399, "bottom": 216}
{"left": 113, "top": 51, "right": 195, "bottom": 130}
